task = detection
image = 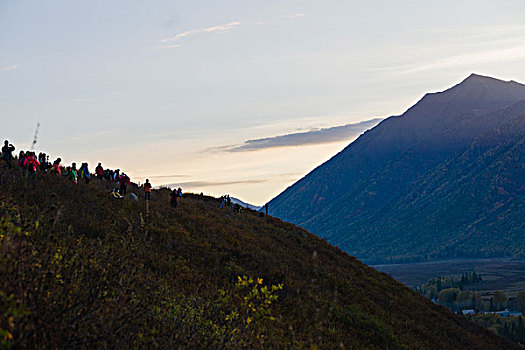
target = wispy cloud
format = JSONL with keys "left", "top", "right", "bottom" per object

{"left": 160, "top": 21, "right": 242, "bottom": 47}
{"left": 283, "top": 13, "right": 307, "bottom": 20}
{"left": 212, "top": 118, "right": 382, "bottom": 152}
{"left": 159, "top": 44, "right": 181, "bottom": 49}
{"left": 158, "top": 13, "right": 307, "bottom": 48}
{"left": 393, "top": 46, "right": 525, "bottom": 74}
{"left": 148, "top": 174, "right": 190, "bottom": 179}
{"left": 166, "top": 179, "right": 267, "bottom": 188}
{"left": 0, "top": 64, "right": 19, "bottom": 71}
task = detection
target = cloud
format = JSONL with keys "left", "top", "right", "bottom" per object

{"left": 159, "top": 44, "right": 181, "bottom": 49}
{"left": 394, "top": 46, "right": 525, "bottom": 74}
{"left": 213, "top": 118, "right": 382, "bottom": 152}
{"left": 148, "top": 174, "right": 190, "bottom": 179}
{"left": 166, "top": 179, "right": 267, "bottom": 188}
{"left": 283, "top": 13, "right": 307, "bottom": 20}
{"left": 161, "top": 21, "right": 242, "bottom": 44}
{"left": 0, "top": 64, "right": 19, "bottom": 71}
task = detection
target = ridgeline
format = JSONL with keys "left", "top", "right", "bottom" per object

{"left": 0, "top": 164, "right": 517, "bottom": 349}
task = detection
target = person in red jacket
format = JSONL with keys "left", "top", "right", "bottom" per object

{"left": 95, "top": 163, "right": 103, "bottom": 180}
{"left": 119, "top": 173, "right": 131, "bottom": 195}
{"left": 23, "top": 152, "right": 40, "bottom": 178}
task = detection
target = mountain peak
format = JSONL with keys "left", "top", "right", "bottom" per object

{"left": 430, "top": 73, "right": 525, "bottom": 106}
{"left": 458, "top": 73, "right": 525, "bottom": 90}
{"left": 464, "top": 73, "right": 494, "bottom": 81}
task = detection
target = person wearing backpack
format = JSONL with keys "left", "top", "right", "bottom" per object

{"left": 64, "top": 164, "right": 78, "bottom": 184}
{"left": 79, "top": 163, "right": 91, "bottom": 184}
{"left": 144, "top": 179, "right": 152, "bottom": 201}
{"left": 23, "top": 152, "right": 40, "bottom": 178}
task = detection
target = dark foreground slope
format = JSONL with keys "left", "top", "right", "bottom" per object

{"left": 268, "top": 74, "right": 525, "bottom": 264}
{"left": 0, "top": 167, "right": 517, "bottom": 349}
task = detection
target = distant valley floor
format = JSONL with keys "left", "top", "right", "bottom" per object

{"left": 373, "top": 258, "right": 525, "bottom": 296}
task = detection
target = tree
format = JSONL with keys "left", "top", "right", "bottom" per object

{"left": 423, "top": 285, "right": 438, "bottom": 299}
{"left": 493, "top": 290, "right": 508, "bottom": 311}
{"left": 516, "top": 291, "right": 525, "bottom": 312}
{"left": 457, "top": 290, "right": 474, "bottom": 309}
{"left": 438, "top": 288, "right": 460, "bottom": 309}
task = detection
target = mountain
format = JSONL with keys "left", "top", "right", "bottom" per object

{"left": 0, "top": 164, "right": 517, "bottom": 349}
{"left": 230, "top": 196, "right": 261, "bottom": 211}
{"left": 268, "top": 74, "right": 525, "bottom": 264}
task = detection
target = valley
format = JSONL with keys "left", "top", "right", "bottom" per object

{"left": 374, "top": 258, "right": 525, "bottom": 296}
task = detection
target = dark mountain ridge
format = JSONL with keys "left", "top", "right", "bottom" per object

{"left": 268, "top": 74, "right": 525, "bottom": 264}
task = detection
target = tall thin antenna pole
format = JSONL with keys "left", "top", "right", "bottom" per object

{"left": 31, "top": 123, "right": 40, "bottom": 150}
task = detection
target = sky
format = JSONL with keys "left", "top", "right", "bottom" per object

{"left": 1, "top": 1, "right": 525, "bottom": 205}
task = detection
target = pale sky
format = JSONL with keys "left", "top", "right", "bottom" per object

{"left": 1, "top": 1, "right": 525, "bottom": 205}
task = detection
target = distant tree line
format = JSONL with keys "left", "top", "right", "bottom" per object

{"left": 416, "top": 273, "right": 525, "bottom": 315}
{"left": 469, "top": 314, "right": 525, "bottom": 346}
{"left": 414, "top": 272, "right": 482, "bottom": 300}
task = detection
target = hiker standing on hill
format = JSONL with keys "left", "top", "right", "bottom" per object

{"left": 144, "top": 179, "right": 152, "bottom": 201}
{"left": 95, "top": 163, "right": 103, "bottom": 180}
{"left": 23, "top": 152, "right": 40, "bottom": 178}
{"left": 79, "top": 163, "right": 91, "bottom": 184}
{"left": 170, "top": 188, "right": 178, "bottom": 208}
{"left": 119, "top": 173, "right": 130, "bottom": 195}
{"left": 52, "top": 158, "right": 62, "bottom": 175}
{"left": 1, "top": 140, "right": 15, "bottom": 168}
{"left": 18, "top": 151, "right": 26, "bottom": 168}
{"left": 264, "top": 203, "right": 269, "bottom": 215}
{"left": 65, "top": 163, "right": 78, "bottom": 184}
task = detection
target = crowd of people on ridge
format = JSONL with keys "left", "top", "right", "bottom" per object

{"left": 1, "top": 139, "right": 271, "bottom": 215}
{"left": 0, "top": 139, "right": 184, "bottom": 206}
{"left": 219, "top": 194, "right": 244, "bottom": 214}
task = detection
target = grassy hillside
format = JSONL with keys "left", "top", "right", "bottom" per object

{"left": 0, "top": 165, "right": 517, "bottom": 349}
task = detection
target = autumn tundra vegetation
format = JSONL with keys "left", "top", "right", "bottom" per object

{"left": 0, "top": 162, "right": 518, "bottom": 349}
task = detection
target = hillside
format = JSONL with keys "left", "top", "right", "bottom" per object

{"left": 0, "top": 165, "right": 517, "bottom": 349}
{"left": 268, "top": 74, "right": 525, "bottom": 264}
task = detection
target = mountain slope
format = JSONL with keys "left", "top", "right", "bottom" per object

{"left": 321, "top": 103, "right": 525, "bottom": 262}
{"left": 268, "top": 74, "right": 525, "bottom": 263}
{"left": 0, "top": 165, "right": 517, "bottom": 349}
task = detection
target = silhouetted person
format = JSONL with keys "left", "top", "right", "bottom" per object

{"left": 1, "top": 140, "right": 15, "bottom": 168}
{"left": 79, "top": 163, "right": 91, "bottom": 184}
{"left": 265, "top": 203, "right": 269, "bottom": 215}
{"left": 144, "top": 179, "right": 152, "bottom": 201}
{"left": 52, "top": 158, "right": 62, "bottom": 175}
{"left": 95, "top": 163, "right": 103, "bottom": 180}
{"left": 18, "top": 151, "right": 26, "bottom": 168}
{"left": 23, "top": 152, "right": 40, "bottom": 179}
{"left": 119, "top": 173, "right": 130, "bottom": 195}
{"left": 68, "top": 163, "right": 78, "bottom": 184}
{"left": 170, "top": 189, "right": 178, "bottom": 208}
